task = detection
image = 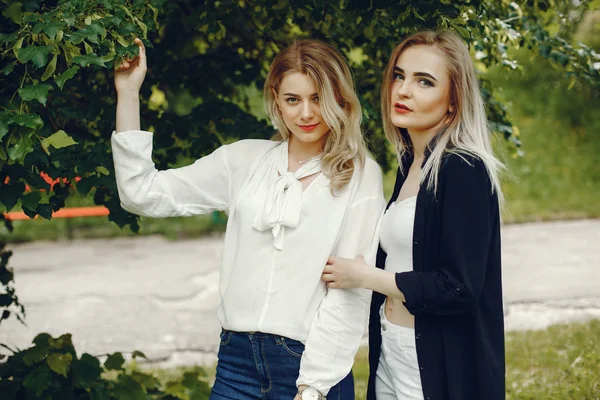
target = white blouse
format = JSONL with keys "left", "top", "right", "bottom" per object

{"left": 111, "top": 130, "right": 385, "bottom": 394}
{"left": 379, "top": 196, "right": 416, "bottom": 274}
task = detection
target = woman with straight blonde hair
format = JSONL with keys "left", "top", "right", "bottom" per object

{"left": 322, "top": 30, "right": 506, "bottom": 400}
{"left": 111, "top": 38, "right": 384, "bottom": 400}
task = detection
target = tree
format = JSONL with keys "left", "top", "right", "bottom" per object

{"left": 0, "top": 0, "right": 599, "bottom": 324}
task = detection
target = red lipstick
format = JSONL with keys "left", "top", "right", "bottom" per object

{"left": 394, "top": 103, "right": 412, "bottom": 114}
{"left": 298, "top": 124, "right": 319, "bottom": 132}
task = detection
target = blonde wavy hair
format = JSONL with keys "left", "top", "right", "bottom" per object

{"left": 264, "top": 39, "right": 366, "bottom": 193}
{"left": 381, "top": 31, "right": 504, "bottom": 203}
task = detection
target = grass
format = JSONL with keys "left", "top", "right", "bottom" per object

{"left": 142, "top": 319, "right": 600, "bottom": 400}
{"left": 505, "top": 319, "right": 600, "bottom": 399}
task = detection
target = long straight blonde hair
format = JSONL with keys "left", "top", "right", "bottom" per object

{"left": 381, "top": 31, "right": 504, "bottom": 202}
{"left": 264, "top": 39, "right": 366, "bottom": 193}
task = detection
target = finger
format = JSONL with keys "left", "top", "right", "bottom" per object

{"left": 327, "top": 281, "right": 340, "bottom": 289}
{"left": 321, "top": 273, "right": 334, "bottom": 282}
{"left": 134, "top": 38, "right": 147, "bottom": 68}
{"left": 323, "top": 265, "right": 333, "bottom": 273}
{"left": 327, "top": 256, "right": 338, "bottom": 265}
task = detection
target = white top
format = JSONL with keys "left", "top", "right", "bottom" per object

{"left": 379, "top": 196, "right": 417, "bottom": 273}
{"left": 111, "top": 130, "right": 385, "bottom": 394}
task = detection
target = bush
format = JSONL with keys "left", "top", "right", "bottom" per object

{"left": 0, "top": 332, "right": 211, "bottom": 400}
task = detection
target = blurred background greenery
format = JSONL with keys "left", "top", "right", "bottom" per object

{"left": 2, "top": 9, "right": 599, "bottom": 242}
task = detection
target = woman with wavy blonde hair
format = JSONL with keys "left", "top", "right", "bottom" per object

{"left": 111, "top": 38, "right": 384, "bottom": 400}
{"left": 322, "top": 31, "right": 506, "bottom": 400}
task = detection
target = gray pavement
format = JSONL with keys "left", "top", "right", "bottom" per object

{"left": 1, "top": 219, "right": 599, "bottom": 368}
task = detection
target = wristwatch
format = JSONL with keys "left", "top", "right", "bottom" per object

{"left": 298, "top": 386, "right": 325, "bottom": 400}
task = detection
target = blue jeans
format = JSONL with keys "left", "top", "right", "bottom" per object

{"left": 210, "top": 329, "right": 355, "bottom": 400}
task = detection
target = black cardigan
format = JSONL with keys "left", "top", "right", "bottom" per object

{"left": 366, "top": 152, "right": 505, "bottom": 400}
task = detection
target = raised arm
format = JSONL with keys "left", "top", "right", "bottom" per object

{"left": 111, "top": 39, "right": 271, "bottom": 218}
{"left": 114, "top": 38, "right": 146, "bottom": 133}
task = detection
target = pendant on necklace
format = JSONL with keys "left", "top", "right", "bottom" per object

{"left": 298, "top": 160, "right": 307, "bottom": 164}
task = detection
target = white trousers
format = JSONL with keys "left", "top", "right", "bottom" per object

{"left": 375, "top": 301, "right": 424, "bottom": 400}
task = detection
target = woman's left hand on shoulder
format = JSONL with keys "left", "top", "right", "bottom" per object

{"left": 321, "top": 255, "right": 367, "bottom": 289}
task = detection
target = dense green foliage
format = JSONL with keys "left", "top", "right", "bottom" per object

{"left": 1, "top": 0, "right": 598, "bottom": 231}
{"left": 0, "top": 332, "right": 211, "bottom": 399}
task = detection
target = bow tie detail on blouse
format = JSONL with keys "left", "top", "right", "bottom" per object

{"left": 253, "top": 143, "right": 322, "bottom": 250}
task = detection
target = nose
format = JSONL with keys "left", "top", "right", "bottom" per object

{"left": 300, "top": 102, "right": 314, "bottom": 120}
{"left": 396, "top": 81, "right": 411, "bottom": 99}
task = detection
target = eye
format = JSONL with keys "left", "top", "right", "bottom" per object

{"left": 418, "top": 79, "right": 434, "bottom": 88}
{"left": 393, "top": 73, "right": 404, "bottom": 81}
{"left": 311, "top": 96, "right": 319, "bottom": 103}
{"left": 285, "top": 97, "right": 299, "bottom": 104}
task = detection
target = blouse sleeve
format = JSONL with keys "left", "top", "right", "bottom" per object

{"left": 297, "top": 159, "right": 385, "bottom": 394}
{"left": 394, "top": 155, "right": 499, "bottom": 316}
{"left": 111, "top": 130, "right": 261, "bottom": 217}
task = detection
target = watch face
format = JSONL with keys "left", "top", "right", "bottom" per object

{"left": 301, "top": 387, "right": 320, "bottom": 400}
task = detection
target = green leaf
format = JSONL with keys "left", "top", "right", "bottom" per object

{"left": 21, "top": 190, "right": 42, "bottom": 210}
{"left": 43, "top": 22, "right": 66, "bottom": 40}
{"left": 33, "top": 333, "right": 52, "bottom": 347}
{"left": 12, "top": 113, "right": 43, "bottom": 130}
{"left": 115, "top": 32, "right": 130, "bottom": 48}
{"left": 131, "top": 350, "right": 147, "bottom": 359}
{"left": 42, "top": 130, "right": 78, "bottom": 151}
{"left": 7, "top": 133, "right": 33, "bottom": 161}
{"left": 0, "top": 32, "right": 18, "bottom": 41}
{"left": 135, "top": 17, "right": 148, "bottom": 38}
{"left": 18, "top": 84, "right": 53, "bottom": 106}
{"left": 104, "top": 352, "right": 125, "bottom": 370}
{"left": 12, "top": 37, "right": 24, "bottom": 59}
{"left": 22, "top": 365, "right": 53, "bottom": 397}
{"left": 41, "top": 54, "right": 57, "bottom": 81}
{"left": 72, "top": 54, "right": 106, "bottom": 68}
{"left": 17, "top": 46, "right": 54, "bottom": 69}
{"left": 55, "top": 66, "right": 79, "bottom": 89}
{"left": 36, "top": 203, "right": 52, "bottom": 219}
{"left": 96, "top": 166, "right": 110, "bottom": 176}
{"left": 47, "top": 353, "right": 72, "bottom": 377}
{"left": 72, "top": 353, "right": 102, "bottom": 388}
{"left": 22, "top": 343, "right": 49, "bottom": 365}
{"left": 131, "top": 371, "right": 160, "bottom": 391}
{"left": 0, "top": 116, "right": 8, "bottom": 141}
{"left": 49, "top": 333, "right": 73, "bottom": 350}
{"left": 113, "top": 375, "right": 146, "bottom": 400}
{"left": 0, "top": 181, "right": 25, "bottom": 211}
{"left": 88, "top": 22, "right": 107, "bottom": 37}
{"left": 84, "top": 41, "right": 94, "bottom": 55}
{"left": 2, "top": 2, "right": 22, "bottom": 24}
{"left": 1, "top": 63, "right": 15, "bottom": 75}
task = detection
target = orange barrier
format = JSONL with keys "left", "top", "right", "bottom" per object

{"left": 4, "top": 206, "right": 109, "bottom": 221}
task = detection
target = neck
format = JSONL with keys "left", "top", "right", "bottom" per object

{"left": 407, "top": 127, "right": 438, "bottom": 161}
{"left": 288, "top": 135, "right": 326, "bottom": 162}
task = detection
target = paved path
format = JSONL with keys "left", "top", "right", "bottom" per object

{"left": 1, "top": 219, "right": 599, "bottom": 368}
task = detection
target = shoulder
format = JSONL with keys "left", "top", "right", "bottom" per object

{"left": 222, "top": 138, "right": 280, "bottom": 154}
{"left": 440, "top": 151, "right": 488, "bottom": 178}
{"left": 362, "top": 156, "right": 384, "bottom": 180}
{"left": 350, "top": 156, "right": 384, "bottom": 195}
{"left": 218, "top": 139, "right": 280, "bottom": 163}
{"left": 438, "top": 151, "right": 493, "bottom": 195}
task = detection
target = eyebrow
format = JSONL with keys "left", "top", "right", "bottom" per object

{"left": 394, "top": 66, "right": 437, "bottom": 82}
{"left": 282, "top": 92, "right": 319, "bottom": 97}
